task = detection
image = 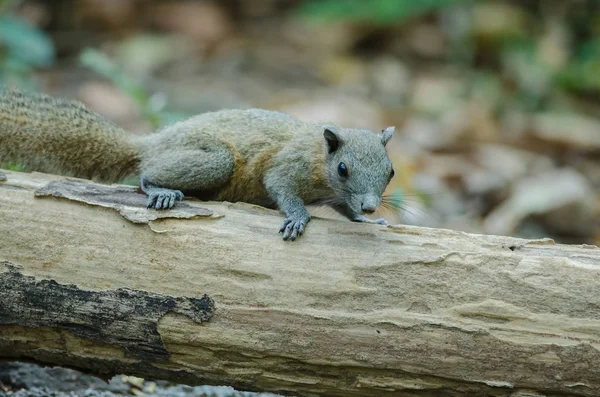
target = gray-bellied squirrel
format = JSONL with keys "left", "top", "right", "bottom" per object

{"left": 0, "top": 90, "right": 395, "bottom": 240}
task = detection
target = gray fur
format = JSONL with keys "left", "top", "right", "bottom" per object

{"left": 319, "top": 126, "right": 394, "bottom": 226}
{"left": 380, "top": 126, "right": 395, "bottom": 146}
{"left": 0, "top": 90, "right": 395, "bottom": 240}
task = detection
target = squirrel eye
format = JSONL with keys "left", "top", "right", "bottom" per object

{"left": 338, "top": 162, "right": 349, "bottom": 178}
{"left": 389, "top": 168, "right": 395, "bottom": 181}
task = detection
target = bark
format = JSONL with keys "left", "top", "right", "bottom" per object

{"left": 1, "top": 169, "right": 600, "bottom": 397}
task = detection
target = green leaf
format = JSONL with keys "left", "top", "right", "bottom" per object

{"left": 297, "top": 0, "right": 468, "bottom": 25}
{"left": 0, "top": 15, "right": 54, "bottom": 67}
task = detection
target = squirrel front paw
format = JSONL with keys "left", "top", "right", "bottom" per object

{"left": 146, "top": 188, "right": 184, "bottom": 210}
{"left": 279, "top": 214, "right": 310, "bottom": 241}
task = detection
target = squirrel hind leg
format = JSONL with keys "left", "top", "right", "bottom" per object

{"left": 141, "top": 179, "right": 183, "bottom": 210}
{"left": 140, "top": 148, "right": 235, "bottom": 210}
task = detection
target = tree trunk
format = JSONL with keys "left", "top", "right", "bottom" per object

{"left": 1, "top": 169, "right": 600, "bottom": 397}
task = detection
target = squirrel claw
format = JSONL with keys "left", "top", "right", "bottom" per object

{"left": 279, "top": 216, "right": 309, "bottom": 241}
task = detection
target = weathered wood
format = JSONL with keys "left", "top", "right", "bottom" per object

{"left": 0, "top": 263, "right": 214, "bottom": 361}
{"left": 1, "top": 169, "right": 600, "bottom": 397}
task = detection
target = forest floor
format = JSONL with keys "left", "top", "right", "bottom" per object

{"left": 0, "top": 362, "right": 279, "bottom": 397}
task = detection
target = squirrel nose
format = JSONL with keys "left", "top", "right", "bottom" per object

{"left": 361, "top": 203, "right": 376, "bottom": 214}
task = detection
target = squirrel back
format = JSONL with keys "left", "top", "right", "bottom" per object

{"left": 142, "top": 108, "right": 327, "bottom": 205}
{"left": 0, "top": 90, "right": 140, "bottom": 182}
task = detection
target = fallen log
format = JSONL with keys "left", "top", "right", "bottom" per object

{"left": 1, "top": 169, "right": 600, "bottom": 397}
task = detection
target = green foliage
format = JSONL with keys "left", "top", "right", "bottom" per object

{"left": 0, "top": 6, "right": 55, "bottom": 90}
{"left": 502, "top": 26, "right": 600, "bottom": 106}
{"left": 297, "top": 0, "right": 469, "bottom": 25}
{"left": 559, "top": 39, "right": 600, "bottom": 94}
{"left": 501, "top": 38, "right": 552, "bottom": 110}
{"left": 297, "top": 0, "right": 600, "bottom": 107}
{"left": 80, "top": 48, "right": 161, "bottom": 127}
{"left": 0, "top": 162, "right": 28, "bottom": 172}
{"left": 0, "top": 16, "right": 53, "bottom": 67}
{"left": 79, "top": 48, "right": 188, "bottom": 129}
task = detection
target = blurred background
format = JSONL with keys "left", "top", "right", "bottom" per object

{"left": 2, "top": 1, "right": 600, "bottom": 395}
{"left": 1, "top": 0, "right": 600, "bottom": 244}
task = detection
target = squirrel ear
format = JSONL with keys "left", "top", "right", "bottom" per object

{"left": 324, "top": 127, "right": 342, "bottom": 153}
{"left": 380, "top": 126, "right": 395, "bottom": 146}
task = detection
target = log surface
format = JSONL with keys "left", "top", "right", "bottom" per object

{"left": 1, "top": 169, "right": 600, "bottom": 397}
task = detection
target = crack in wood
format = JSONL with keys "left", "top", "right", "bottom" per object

{"left": 0, "top": 262, "right": 214, "bottom": 361}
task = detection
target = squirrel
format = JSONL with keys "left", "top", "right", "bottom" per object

{"left": 0, "top": 90, "right": 395, "bottom": 240}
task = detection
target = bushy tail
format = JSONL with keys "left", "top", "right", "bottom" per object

{"left": 0, "top": 90, "right": 141, "bottom": 182}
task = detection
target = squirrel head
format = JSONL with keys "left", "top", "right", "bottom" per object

{"left": 323, "top": 125, "right": 395, "bottom": 217}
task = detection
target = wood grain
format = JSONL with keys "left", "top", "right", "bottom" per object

{"left": 1, "top": 169, "right": 599, "bottom": 397}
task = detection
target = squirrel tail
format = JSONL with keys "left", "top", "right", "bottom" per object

{"left": 0, "top": 90, "right": 142, "bottom": 182}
